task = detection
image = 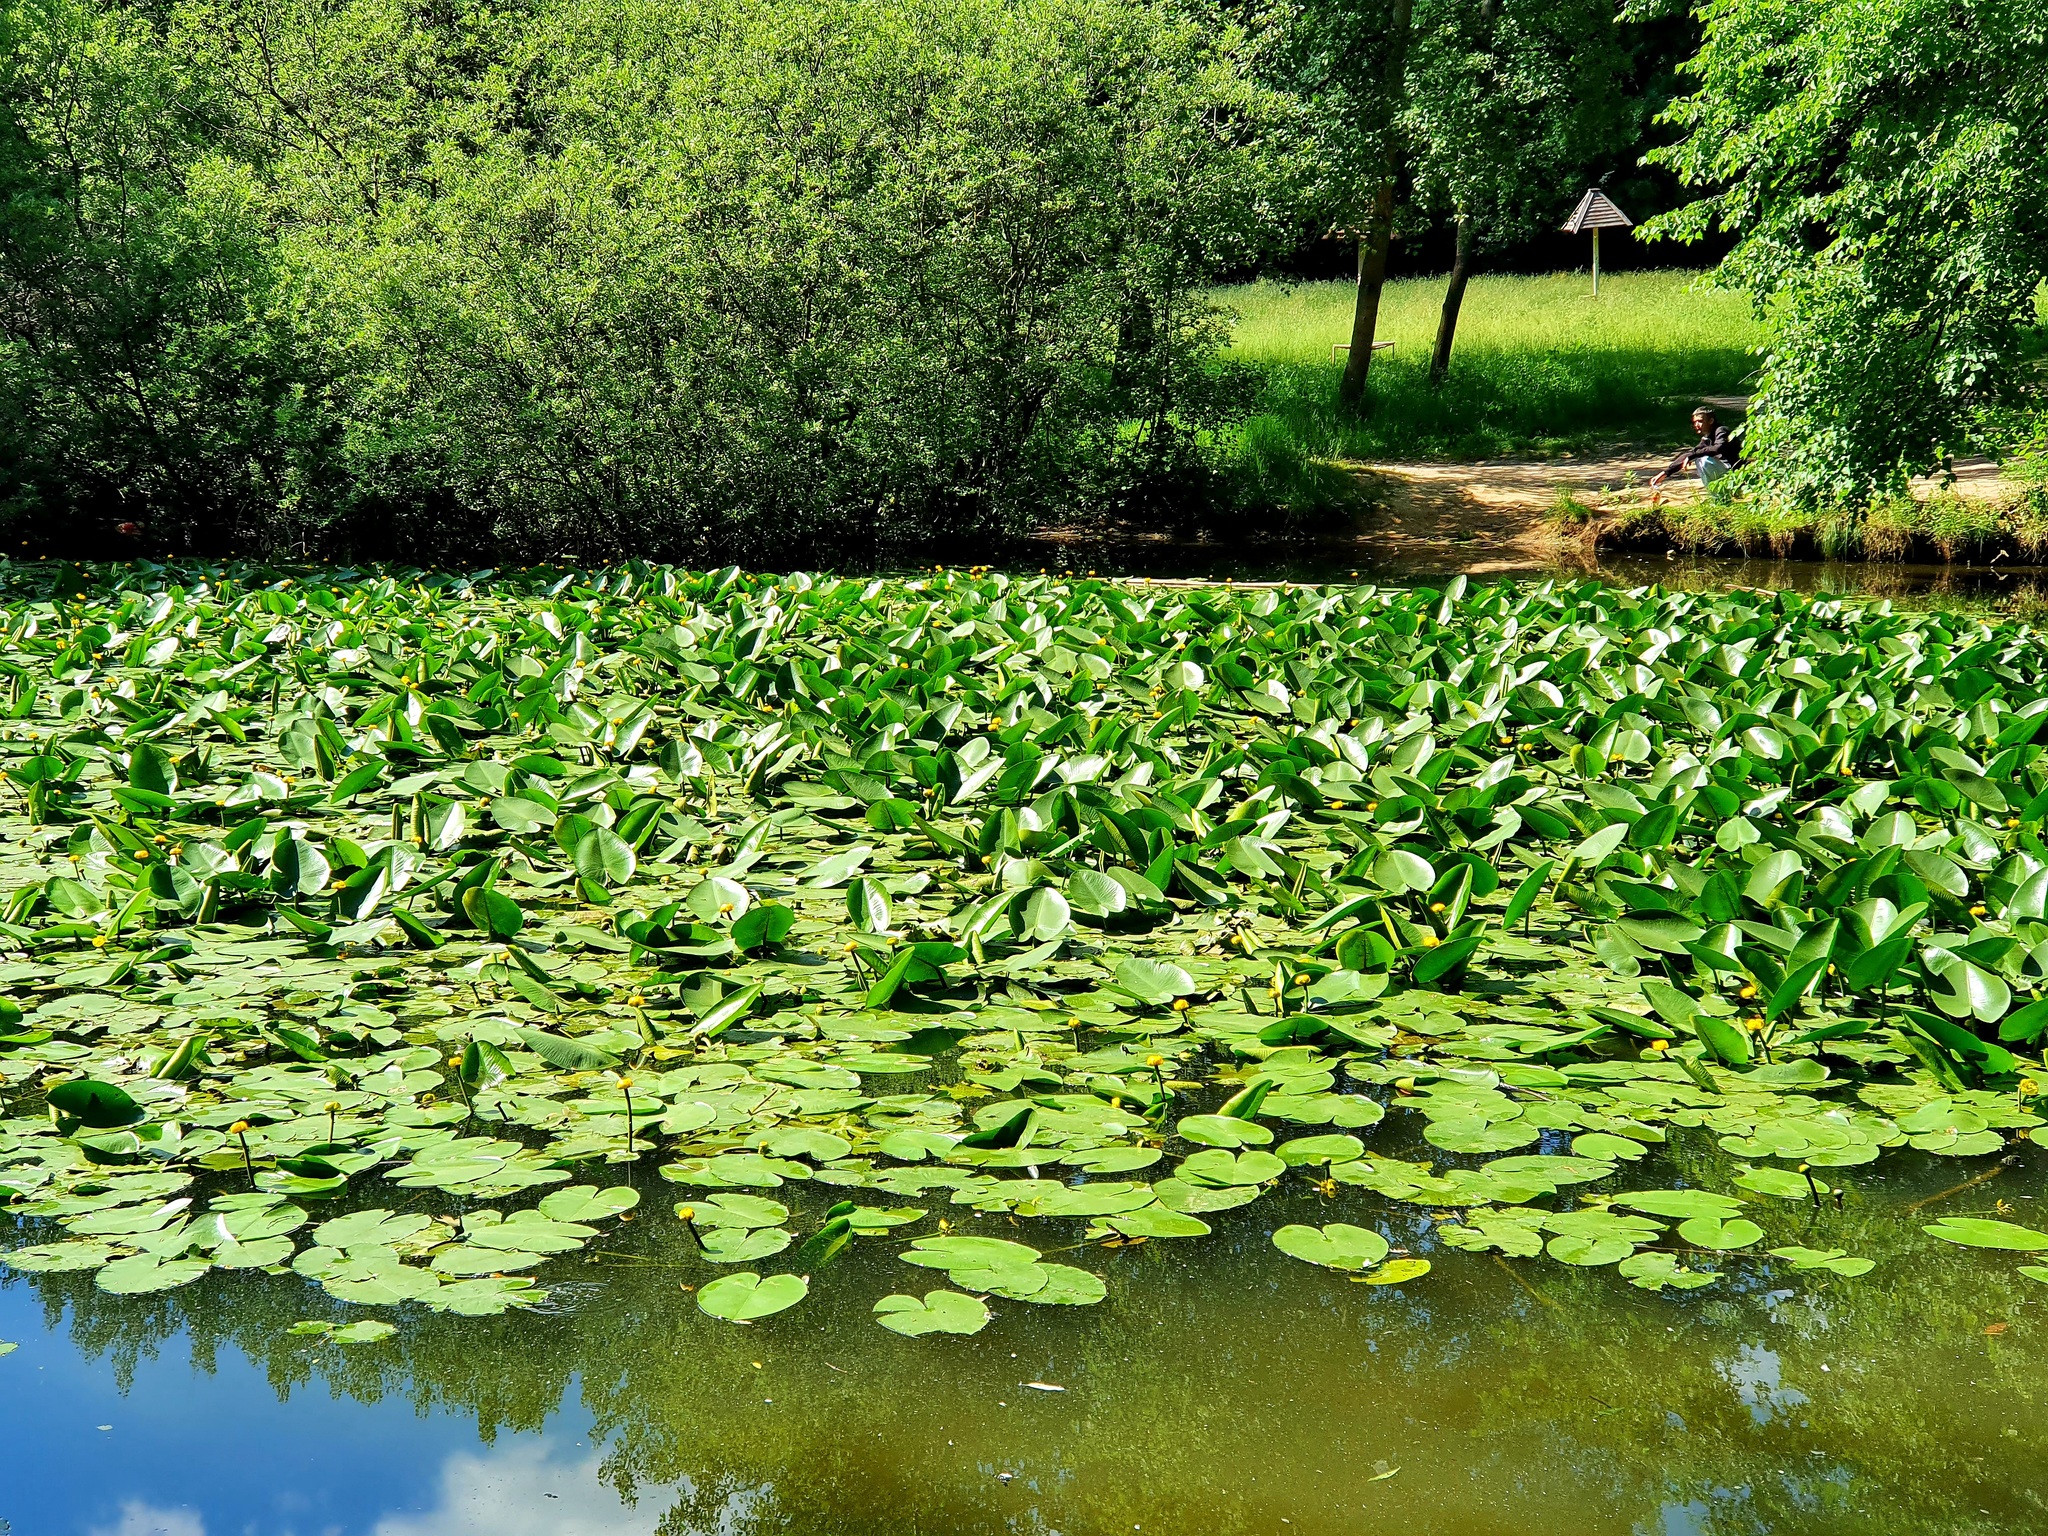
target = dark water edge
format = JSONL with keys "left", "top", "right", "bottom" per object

{"left": 1013, "top": 531, "right": 2048, "bottom": 601}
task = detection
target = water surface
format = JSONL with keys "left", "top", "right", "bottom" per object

{"left": 7, "top": 1143, "right": 2046, "bottom": 1536}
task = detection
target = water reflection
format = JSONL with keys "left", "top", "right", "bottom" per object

{"left": 85, "top": 1504, "right": 204, "bottom": 1536}
{"left": 371, "top": 1445, "right": 679, "bottom": 1536}
{"left": 1720, "top": 1344, "right": 1809, "bottom": 1427}
{"left": 1008, "top": 532, "right": 2048, "bottom": 602}
{"left": 6, "top": 1145, "right": 2048, "bottom": 1536}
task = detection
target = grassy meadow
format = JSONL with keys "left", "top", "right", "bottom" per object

{"left": 1218, "top": 271, "right": 1765, "bottom": 515}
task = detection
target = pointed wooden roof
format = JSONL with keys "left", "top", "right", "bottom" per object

{"left": 1562, "top": 189, "right": 1632, "bottom": 233}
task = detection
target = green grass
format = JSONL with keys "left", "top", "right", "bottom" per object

{"left": 1592, "top": 475, "right": 2048, "bottom": 563}
{"left": 1216, "top": 271, "right": 1764, "bottom": 517}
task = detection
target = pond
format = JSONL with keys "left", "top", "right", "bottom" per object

{"left": 6, "top": 562, "right": 2048, "bottom": 1536}
{"left": 5, "top": 1142, "right": 2047, "bottom": 1536}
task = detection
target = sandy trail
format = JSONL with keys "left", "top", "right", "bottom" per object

{"left": 1348, "top": 453, "right": 2012, "bottom": 575}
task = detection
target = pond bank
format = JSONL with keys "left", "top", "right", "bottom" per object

{"left": 1024, "top": 453, "right": 2039, "bottom": 595}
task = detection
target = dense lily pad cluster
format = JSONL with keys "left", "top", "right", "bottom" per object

{"left": 2, "top": 562, "right": 2047, "bottom": 1327}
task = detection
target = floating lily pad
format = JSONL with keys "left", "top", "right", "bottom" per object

{"left": 1770, "top": 1246, "right": 1875, "bottom": 1277}
{"left": 874, "top": 1290, "right": 991, "bottom": 1336}
{"left": 1924, "top": 1218, "right": 2048, "bottom": 1251}
{"left": 696, "top": 1270, "right": 809, "bottom": 1322}
{"left": 1617, "top": 1251, "right": 1720, "bottom": 1291}
{"left": 1357, "top": 1257, "right": 1430, "bottom": 1285}
{"left": 1272, "top": 1222, "right": 1389, "bottom": 1272}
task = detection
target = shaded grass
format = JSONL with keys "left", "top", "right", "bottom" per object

{"left": 1216, "top": 271, "right": 1763, "bottom": 518}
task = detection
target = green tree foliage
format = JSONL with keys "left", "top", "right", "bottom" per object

{"left": 1644, "top": 0, "right": 2048, "bottom": 505}
{"left": 0, "top": 0, "right": 1302, "bottom": 560}
{"left": 0, "top": 0, "right": 332, "bottom": 548}
{"left": 1403, "top": 0, "right": 1636, "bottom": 382}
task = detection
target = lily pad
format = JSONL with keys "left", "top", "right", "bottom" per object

{"left": 696, "top": 1270, "right": 809, "bottom": 1322}
{"left": 1272, "top": 1222, "right": 1389, "bottom": 1272}
{"left": 1924, "top": 1218, "right": 2048, "bottom": 1251}
{"left": 874, "top": 1290, "right": 992, "bottom": 1336}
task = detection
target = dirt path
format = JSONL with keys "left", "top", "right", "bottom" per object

{"left": 1349, "top": 454, "right": 1661, "bottom": 574}
{"left": 1351, "top": 452, "right": 2013, "bottom": 575}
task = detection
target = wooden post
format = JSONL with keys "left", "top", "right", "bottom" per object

{"left": 1592, "top": 228, "right": 1600, "bottom": 297}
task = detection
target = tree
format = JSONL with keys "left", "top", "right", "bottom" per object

{"left": 0, "top": 0, "right": 331, "bottom": 549}
{"left": 1250, "top": 0, "right": 1642, "bottom": 411}
{"left": 1404, "top": 0, "right": 1636, "bottom": 386}
{"left": 2, "top": 0, "right": 1306, "bottom": 560}
{"left": 1643, "top": 0, "right": 2048, "bottom": 505}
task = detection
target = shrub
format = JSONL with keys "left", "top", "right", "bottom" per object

{"left": 0, "top": 0, "right": 1303, "bottom": 562}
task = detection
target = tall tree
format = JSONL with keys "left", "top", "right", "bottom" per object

{"left": 1642, "top": 0, "right": 2048, "bottom": 503}
{"left": 1252, "top": 0, "right": 1642, "bottom": 411}
{"left": 1404, "top": 0, "right": 1636, "bottom": 386}
{"left": 1241, "top": 0, "right": 1412, "bottom": 411}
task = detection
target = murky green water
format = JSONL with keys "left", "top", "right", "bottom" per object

{"left": 7, "top": 1136, "right": 2047, "bottom": 1535}
{"left": 1022, "top": 536, "right": 2048, "bottom": 606}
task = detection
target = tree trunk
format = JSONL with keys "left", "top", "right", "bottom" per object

{"left": 1428, "top": 213, "right": 1474, "bottom": 388}
{"left": 1338, "top": 0, "right": 1416, "bottom": 416}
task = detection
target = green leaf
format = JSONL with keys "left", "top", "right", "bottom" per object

{"left": 1271, "top": 1222, "right": 1389, "bottom": 1271}
{"left": 873, "top": 1290, "right": 991, "bottom": 1336}
{"left": 513, "top": 1028, "right": 619, "bottom": 1071}
{"left": 463, "top": 887, "right": 525, "bottom": 939}
{"left": 1373, "top": 848, "right": 1435, "bottom": 893}
{"left": 695, "top": 1270, "right": 809, "bottom": 1322}
{"left": 846, "top": 877, "right": 892, "bottom": 933}
{"left": 574, "top": 826, "right": 637, "bottom": 887}
{"left": 731, "top": 903, "right": 795, "bottom": 952}
{"left": 47, "top": 1079, "right": 145, "bottom": 1128}
{"left": 1676, "top": 1215, "right": 1764, "bottom": 1250}
{"left": 1694, "top": 1015, "right": 1753, "bottom": 1067}
{"left": 1175, "top": 1113, "right": 1273, "bottom": 1148}
{"left": 1112, "top": 957, "right": 1197, "bottom": 1004}
{"left": 272, "top": 837, "right": 331, "bottom": 897}
{"left": 1924, "top": 1218, "right": 2048, "bottom": 1251}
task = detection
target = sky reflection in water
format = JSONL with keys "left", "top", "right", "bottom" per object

{"left": 6, "top": 1162, "right": 2048, "bottom": 1536}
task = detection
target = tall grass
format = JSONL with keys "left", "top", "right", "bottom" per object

{"left": 1216, "top": 271, "right": 1765, "bottom": 517}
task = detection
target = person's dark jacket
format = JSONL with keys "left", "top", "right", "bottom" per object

{"left": 1665, "top": 423, "right": 1739, "bottom": 477}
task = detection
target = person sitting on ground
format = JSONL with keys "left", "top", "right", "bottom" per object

{"left": 1651, "top": 407, "right": 1739, "bottom": 488}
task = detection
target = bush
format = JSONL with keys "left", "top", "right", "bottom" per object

{"left": 0, "top": 0, "right": 1302, "bottom": 563}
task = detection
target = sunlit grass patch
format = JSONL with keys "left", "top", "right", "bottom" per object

{"left": 1214, "top": 271, "right": 1764, "bottom": 514}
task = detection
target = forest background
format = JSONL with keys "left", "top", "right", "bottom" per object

{"left": 1, "top": 0, "right": 2043, "bottom": 565}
